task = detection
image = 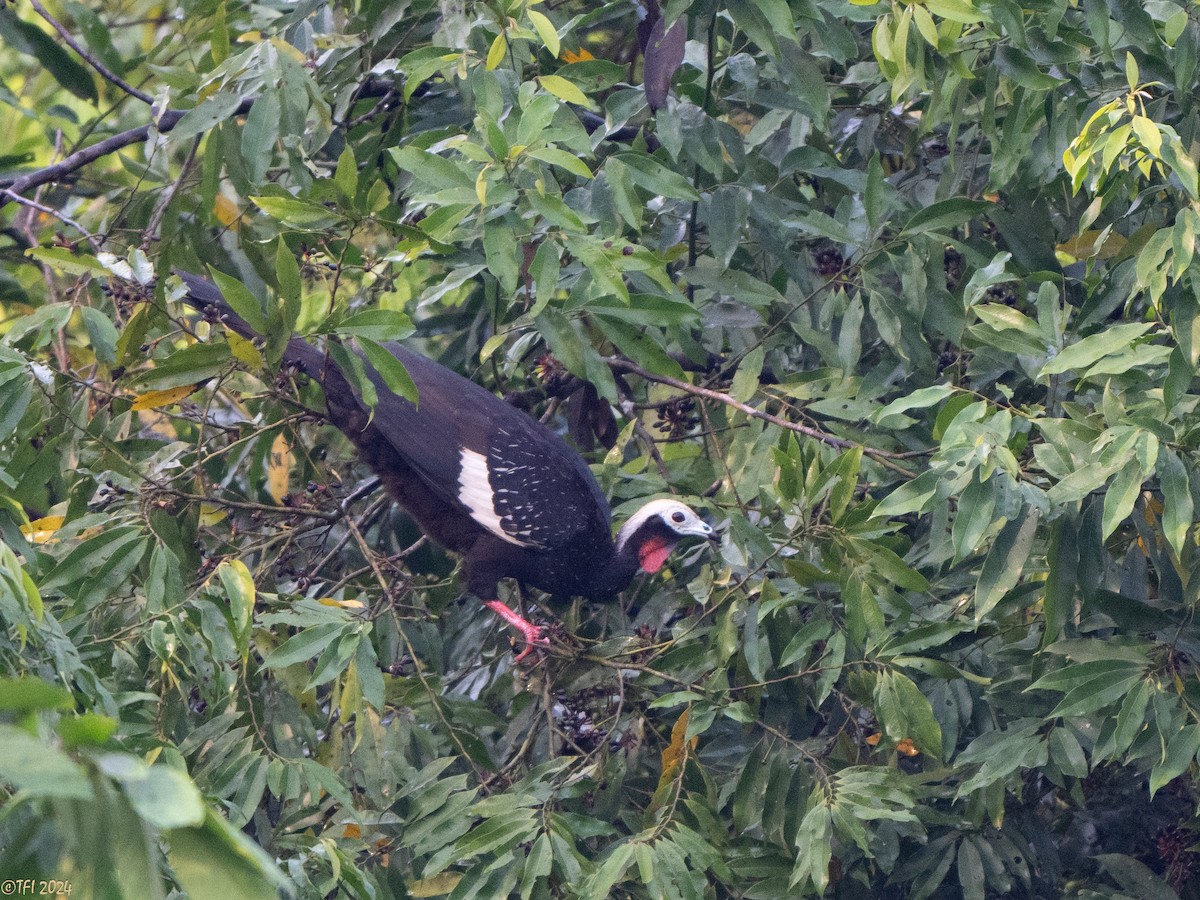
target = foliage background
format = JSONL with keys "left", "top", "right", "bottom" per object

{"left": 3, "top": 0, "right": 1200, "bottom": 895}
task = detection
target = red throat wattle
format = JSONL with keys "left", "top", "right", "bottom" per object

{"left": 637, "top": 534, "right": 672, "bottom": 573}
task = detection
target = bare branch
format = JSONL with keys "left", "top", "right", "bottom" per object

{"left": 141, "top": 134, "right": 202, "bottom": 249}
{"left": 1, "top": 188, "right": 101, "bottom": 250}
{"left": 28, "top": 0, "right": 154, "bottom": 105}
{"left": 606, "top": 356, "right": 920, "bottom": 475}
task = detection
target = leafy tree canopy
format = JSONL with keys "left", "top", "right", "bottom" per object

{"left": 2, "top": 0, "right": 1200, "bottom": 896}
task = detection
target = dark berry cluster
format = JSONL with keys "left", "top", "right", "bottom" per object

{"left": 654, "top": 397, "right": 697, "bottom": 439}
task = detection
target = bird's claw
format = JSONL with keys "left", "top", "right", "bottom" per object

{"left": 482, "top": 599, "right": 550, "bottom": 664}
{"left": 511, "top": 627, "right": 551, "bottom": 664}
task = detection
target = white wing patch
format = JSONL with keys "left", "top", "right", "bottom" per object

{"left": 457, "top": 448, "right": 527, "bottom": 546}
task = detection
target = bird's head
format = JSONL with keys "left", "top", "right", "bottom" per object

{"left": 615, "top": 498, "right": 718, "bottom": 574}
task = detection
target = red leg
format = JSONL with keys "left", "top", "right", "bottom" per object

{"left": 483, "top": 600, "right": 549, "bottom": 662}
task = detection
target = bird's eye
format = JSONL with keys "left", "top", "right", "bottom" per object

{"left": 671, "top": 511, "right": 686, "bottom": 523}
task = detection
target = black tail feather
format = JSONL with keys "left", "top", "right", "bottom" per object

{"left": 173, "top": 270, "right": 328, "bottom": 379}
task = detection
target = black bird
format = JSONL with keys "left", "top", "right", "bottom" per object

{"left": 174, "top": 271, "right": 716, "bottom": 659}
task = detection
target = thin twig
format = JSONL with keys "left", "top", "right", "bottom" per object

{"left": 28, "top": 0, "right": 154, "bottom": 105}
{"left": 142, "top": 135, "right": 202, "bottom": 248}
{"left": 1, "top": 189, "right": 101, "bottom": 250}
{"left": 161, "top": 488, "right": 340, "bottom": 522}
{"left": 606, "top": 357, "right": 919, "bottom": 476}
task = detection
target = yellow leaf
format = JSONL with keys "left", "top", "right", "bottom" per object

{"left": 21, "top": 514, "right": 64, "bottom": 535}
{"left": 318, "top": 597, "right": 367, "bottom": 609}
{"left": 527, "top": 9, "right": 560, "bottom": 57}
{"left": 212, "top": 193, "right": 244, "bottom": 230}
{"left": 486, "top": 32, "right": 507, "bottom": 70}
{"left": 475, "top": 166, "right": 489, "bottom": 206}
{"left": 131, "top": 385, "right": 198, "bottom": 411}
{"left": 656, "top": 708, "right": 698, "bottom": 795}
{"left": 408, "top": 874, "right": 463, "bottom": 897}
{"left": 20, "top": 515, "right": 64, "bottom": 544}
{"left": 539, "top": 74, "right": 589, "bottom": 106}
{"left": 227, "top": 331, "right": 264, "bottom": 368}
{"left": 268, "top": 36, "right": 308, "bottom": 64}
{"left": 267, "top": 433, "right": 291, "bottom": 503}
{"left": 561, "top": 47, "right": 594, "bottom": 63}
{"left": 199, "top": 503, "right": 228, "bottom": 526}
{"left": 236, "top": 30, "right": 266, "bottom": 43}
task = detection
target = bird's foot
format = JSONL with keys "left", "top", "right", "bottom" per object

{"left": 483, "top": 600, "right": 551, "bottom": 664}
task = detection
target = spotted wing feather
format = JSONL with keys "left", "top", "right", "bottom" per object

{"left": 360, "top": 342, "right": 611, "bottom": 551}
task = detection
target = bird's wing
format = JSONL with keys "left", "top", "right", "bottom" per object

{"left": 361, "top": 342, "right": 611, "bottom": 551}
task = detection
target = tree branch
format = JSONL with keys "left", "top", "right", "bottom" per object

{"left": 605, "top": 356, "right": 920, "bottom": 475}
{"left": 1, "top": 188, "right": 101, "bottom": 249}
{"left": 0, "top": 81, "right": 644, "bottom": 199}
{"left": 28, "top": 0, "right": 154, "bottom": 106}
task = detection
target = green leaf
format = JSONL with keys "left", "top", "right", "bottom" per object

{"left": 107, "top": 759, "right": 206, "bottom": 829}
{"left": 525, "top": 147, "right": 593, "bottom": 179}
{"left": 957, "top": 837, "right": 985, "bottom": 900}
{"left": 584, "top": 842, "right": 634, "bottom": 900}
{"left": 520, "top": 832, "right": 553, "bottom": 900}
{"left": 336, "top": 309, "right": 415, "bottom": 341}
{"left": 217, "top": 559, "right": 254, "bottom": 660}
{"left": 1101, "top": 463, "right": 1143, "bottom": 541}
{"left": 482, "top": 222, "right": 520, "bottom": 294}
{"left": 389, "top": 147, "right": 475, "bottom": 191}
{"left": 486, "top": 31, "right": 507, "bottom": 70}
{"left": 40, "top": 526, "right": 147, "bottom": 592}
{"left": 974, "top": 509, "right": 1039, "bottom": 622}
{"left": 334, "top": 144, "right": 358, "bottom": 199}
{"left": 993, "top": 46, "right": 1064, "bottom": 90}
{"left": 0, "top": 724, "right": 93, "bottom": 799}
{"left": 875, "top": 670, "right": 943, "bottom": 759}
{"left": 166, "top": 808, "right": 289, "bottom": 900}
{"left": 1038, "top": 323, "right": 1155, "bottom": 377}
{"left": 208, "top": 268, "right": 267, "bottom": 334}
{"left": 1029, "top": 658, "right": 1146, "bottom": 693}
{"left": 275, "top": 241, "right": 302, "bottom": 333}
{"left": 1158, "top": 449, "right": 1192, "bottom": 557}
{"left": 171, "top": 92, "right": 243, "bottom": 142}
{"left": 730, "top": 346, "right": 764, "bottom": 403}
{"left": 611, "top": 152, "right": 701, "bottom": 201}
{"left": 872, "top": 470, "right": 941, "bottom": 519}
{"left": 1093, "top": 854, "right": 1181, "bottom": 900}
{"left": 0, "top": 8, "right": 97, "bottom": 102}
{"left": 240, "top": 90, "right": 280, "bottom": 183}
{"left": 0, "top": 677, "right": 73, "bottom": 712}
{"left": 1049, "top": 668, "right": 1146, "bottom": 718}
{"left": 24, "top": 247, "right": 109, "bottom": 277}
{"left": 707, "top": 184, "right": 750, "bottom": 269}
{"left": 1048, "top": 727, "right": 1089, "bottom": 779}
{"left": 58, "top": 712, "right": 117, "bottom": 748}
{"left": 790, "top": 799, "right": 832, "bottom": 892}
{"left": 81, "top": 307, "right": 119, "bottom": 364}
{"left": 360, "top": 337, "right": 420, "bottom": 404}
{"left": 250, "top": 195, "right": 345, "bottom": 230}
{"left": 263, "top": 622, "right": 348, "bottom": 668}
{"left": 136, "top": 341, "right": 232, "bottom": 389}
{"left": 1150, "top": 724, "right": 1200, "bottom": 797}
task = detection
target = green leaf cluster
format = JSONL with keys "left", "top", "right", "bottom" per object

{"left": 7, "top": 0, "right": 1200, "bottom": 895}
